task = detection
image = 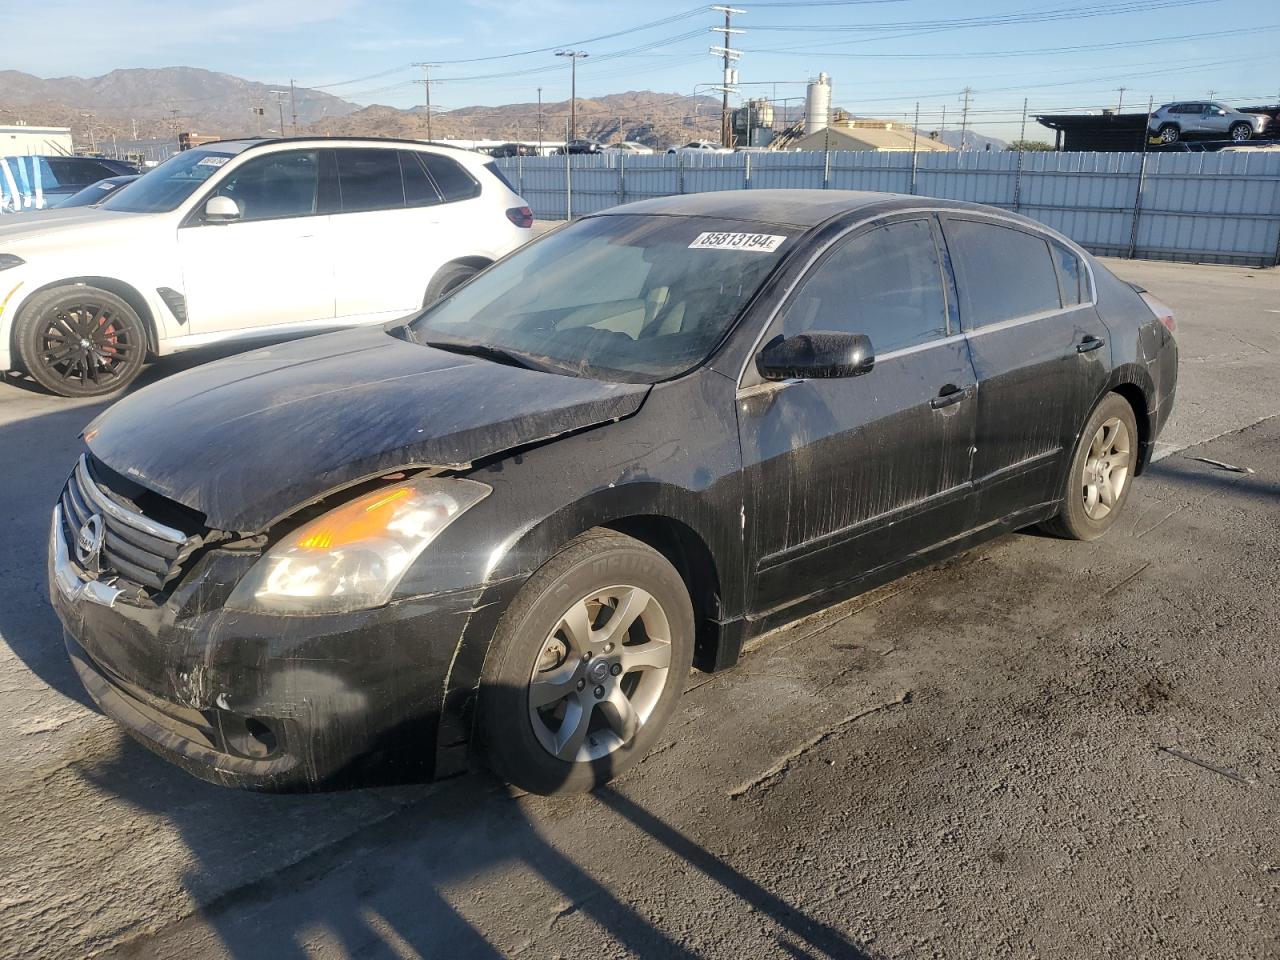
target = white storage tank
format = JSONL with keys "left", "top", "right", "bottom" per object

{"left": 804, "top": 73, "right": 832, "bottom": 136}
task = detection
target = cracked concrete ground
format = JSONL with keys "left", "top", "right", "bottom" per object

{"left": 0, "top": 257, "right": 1277, "bottom": 959}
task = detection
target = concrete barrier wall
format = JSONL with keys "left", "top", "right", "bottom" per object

{"left": 498, "top": 150, "right": 1280, "bottom": 267}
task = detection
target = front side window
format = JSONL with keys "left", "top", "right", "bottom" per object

{"left": 420, "top": 154, "right": 480, "bottom": 202}
{"left": 103, "top": 148, "right": 237, "bottom": 213}
{"left": 944, "top": 219, "right": 1062, "bottom": 328}
{"left": 776, "top": 218, "right": 949, "bottom": 355}
{"left": 408, "top": 214, "right": 799, "bottom": 382}
{"left": 336, "top": 148, "right": 405, "bottom": 213}
{"left": 209, "top": 150, "right": 319, "bottom": 222}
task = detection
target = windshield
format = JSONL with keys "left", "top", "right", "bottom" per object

{"left": 408, "top": 214, "right": 799, "bottom": 383}
{"left": 102, "top": 149, "right": 237, "bottom": 213}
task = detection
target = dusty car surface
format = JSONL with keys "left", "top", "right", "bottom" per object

{"left": 49, "top": 190, "right": 1178, "bottom": 794}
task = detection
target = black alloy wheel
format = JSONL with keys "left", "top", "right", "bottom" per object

{"left": 16, "top": 285, "right": 147, "bottom": 397}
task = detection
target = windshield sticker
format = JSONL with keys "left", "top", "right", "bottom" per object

{"left": 688, "top": 232, "right": 786, "bottom": 253}
{"left": 196, "top": 156, "right": 230, "bottom": 167}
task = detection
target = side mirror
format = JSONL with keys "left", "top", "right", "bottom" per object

{"left": 756, "top": 331, "right": 875, "bottom": 382}
{"left": 204, "top": 195, "right": 241, "bottom": 223}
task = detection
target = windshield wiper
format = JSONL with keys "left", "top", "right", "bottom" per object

{"left": 420, "top": 339, "right": 541, "bottom": 371}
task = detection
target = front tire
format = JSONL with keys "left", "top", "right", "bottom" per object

{"left": 1229, "top": 122, "right": 1253, "bottom": 142}
{"left": 1041, "top": 393, "right": 1139, "bottom": 541}
{"left": 476, "top": 528, "right": 694, "bottom": 795}
{"left": 15, "top": 285, "right": 147, "bottom": 398}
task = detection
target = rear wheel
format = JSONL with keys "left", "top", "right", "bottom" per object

{"left": 1229, "top": 122, "right": 1253, "bottom": 142}
{"left": 1157, "top": 124, "right": 1180, "bottom": 144}
{"left": 1041, "top": 393, "right": 1139, "bottom": 541}
{"left": 476, "top": 528, "right": 694, "bottom": 795}
{"left": 15, "top": 285, "right": 147, "bottom": 397}
{"left": 422, "top": 262, "right": 482, "bottom": 308}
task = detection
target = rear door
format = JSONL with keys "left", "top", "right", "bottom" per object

{"left": 940, "top": 216, "right": 1111, "bottom": 525}
{"left": 738, "top": 216, "right": 978, "bottom": 617}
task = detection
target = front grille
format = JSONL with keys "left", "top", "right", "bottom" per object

{"left": 60, "top": 455, "right": 203, "bottom": 592}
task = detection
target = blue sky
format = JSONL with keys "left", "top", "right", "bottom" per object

{"left": 14, "top": 0, "right": 1280, "bottom": 139}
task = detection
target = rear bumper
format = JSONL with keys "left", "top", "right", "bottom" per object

{"left": 49, "top": 509, "right": 482, "bottom": 790}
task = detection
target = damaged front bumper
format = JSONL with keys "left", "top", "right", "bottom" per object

{"left": 49, "top": 507, "right": 481, "bottom": 790}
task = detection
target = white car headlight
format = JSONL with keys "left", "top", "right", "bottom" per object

{"left": 227, "top": 476, "right": 490, "bottom": 615}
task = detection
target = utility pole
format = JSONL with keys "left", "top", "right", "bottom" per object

{"left": 940, "top": 104, "right": 946, "bottom": 142}
{"left": 270, "top": 90, "right": 288, "bottom": 136}
{"left": 289, "top": 79, "right": 298, "bottom": 134}
{"left": 710, "top": 5, "right": 745, "bottom": 148}
{"left": 958, "top": 87, "right": 973, "bottom": 152}
{"left": 537, "top": 87, "right": 543, "bottom": 154}
{"left": 1207, "top": 88, "right": 1218, "bottom": 100}
{"left": 1116, "top": 86, "right": 1127, "bottom": 112}
{"left": 412, "top": 63, "right": 438, "bottom": 140}
{"left": 555, "top": 51, "right": 588, "bottom": 141}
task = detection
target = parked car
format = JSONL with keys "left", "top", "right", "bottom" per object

{"left": 1148, "top": 101, "right": 1270, "bottom": 143}
{"left": 0, "top": 137, "right": 533, "bottom": 397}
{"left": 667, "top": 139, "right": 732, "bottom": 155}
{"left": 554, "top": 139, "right": 603, "bottom": 155}
{"left": 1, "top": 156, "right": 137, "bottom": 213}
{"left": 602, "top": 141, "right": 655, "bottom": 155}
{"left": 50, "top": 189, "right": 1177, "bottom": 794}
{"left": 56, "top": 175, "right": 140, "bottom": 208}
{"left": 488, "top": 142, "right": 538, "bottom": 158}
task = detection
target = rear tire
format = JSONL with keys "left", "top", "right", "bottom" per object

{"left": 1040, "top": 393, "right": 1139, "bottom": 541}
{"left": 422, "top": 262, "right": 482, "bottom": 308}
{"left": 476, "top": 528, "right": 694, "bottom": 795}
{"left": 15, "top": 285, "right": 148, "bottom": 398}
{"left": 1157, "top": 124, "right": 1180, "bottom": 144}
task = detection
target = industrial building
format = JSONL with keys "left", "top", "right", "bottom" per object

{"left": 0, "top": 124, "right": 73, "bottom": 156}
{"left": 765, "top": 73, "right": 952, "bottom": 153}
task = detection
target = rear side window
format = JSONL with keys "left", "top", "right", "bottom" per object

{"left": 335, "top": 149, "right": 404, "bottom": 213}
{"left": 944, "top": 219, "right": 1062, "bottom": 328}
{"left": 778, "top": 218, "right": 949, "bottom": 355}
{"left": 399, "top": 151, "right": 442, "bottom": 207}
{"left": 484, "top": 161, "right": 518, "bottom": 194}
{"left": 1052, "top": 243, "right": 1086, "bottom": 306}
{"left": 421, "top": 154, "right": 480, "bottom": 202}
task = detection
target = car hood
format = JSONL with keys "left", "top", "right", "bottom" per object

{"left": 85, "top": 327, "right": 650, "bottom": 532}
{"left": 0, "top": 207, "right": 148, "bottom": 246}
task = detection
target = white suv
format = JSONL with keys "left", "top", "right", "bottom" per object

{"left": 0, "top": 137, "right": 534, "bottom": 396}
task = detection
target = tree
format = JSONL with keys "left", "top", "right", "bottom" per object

{"left": 1007, "top": 139, "right": 1055, "bottom": 152}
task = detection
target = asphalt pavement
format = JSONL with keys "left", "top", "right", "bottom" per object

{"left": 0, "top": 257, "right": 1276, "bottom": 959}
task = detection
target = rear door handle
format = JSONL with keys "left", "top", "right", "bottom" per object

{"left": 930, "top": 384, "right": 972, "bottom": 409}
{"left": 1077, "top": 335, "right": 1106, "bottom": 353}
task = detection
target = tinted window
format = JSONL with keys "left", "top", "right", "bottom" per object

{"left": 944, "top": 219, "right": 1062, "bottom": 327}
{"left": 421, "top": 154, "right": 480, "bottom": 202}
{"left": 336, "top": 149, "right": 404, "bottom": 212}
{"left": 778, "top": 218, "right": 949, "bottom": 355}
{"left": 47, "top": 158, "right": 114, "bottom": 185}
{"left": 1052, "top": 243, "right": 1085, "bottom": 306}
{"left": 211, "top": 150, "right": 319, "bottom": 221}
{"left": 484, "top": 160, "right": 518, "bottom": 194}
{"left": 399, "top": 151, "right": 441, "bottom": 207}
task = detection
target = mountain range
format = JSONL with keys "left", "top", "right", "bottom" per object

{"left": 0, "top": 66, "right": 1005, "bottom": 152}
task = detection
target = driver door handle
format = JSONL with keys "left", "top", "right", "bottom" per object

{"left": 930, "top": 384, "right": 972, "bottom": 409}
{"left": 1077, "top": 335, "right": 1106, "bottom": 353}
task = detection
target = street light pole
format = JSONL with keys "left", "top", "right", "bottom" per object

{"left": 555, "top": 50, "right": 588, "bottom": 142}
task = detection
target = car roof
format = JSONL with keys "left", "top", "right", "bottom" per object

{"left": 188, "top": 136, "right": 481, "bottom": 161}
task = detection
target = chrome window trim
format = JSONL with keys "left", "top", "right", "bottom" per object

{"left": 734, "top": 205, "right": 1096, "bottom": 390}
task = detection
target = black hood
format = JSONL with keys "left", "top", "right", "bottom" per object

{"left": 85, "top": 327, "right": 649, "bottom": 532}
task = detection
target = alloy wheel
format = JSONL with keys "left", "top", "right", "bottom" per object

{"left": 1081, "top": 417, "right": 1131, "bottom": 521}
{"left": 1231, "top": 124, "right": 1251, "bottom": 142}
{"left": 527, "top": 585, "right": 673, "bottom": 763}
{"left": 37, "top": 301, "right": 140, "bottom": 390}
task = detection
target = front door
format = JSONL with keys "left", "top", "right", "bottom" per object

{"left": 177, "top": 149, "right": 334, "bottom": 335}
{"left": 940, "top": 216, "right": 1112, "bottom": 525}
{"left": 738, "top": 216, "right": 978, "bottom": 619}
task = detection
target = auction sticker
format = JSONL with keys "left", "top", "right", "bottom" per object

{"left": 688, "top": 231, "right": 786, "bottom": 253}
{"left": 196, "top": 156, "right": 231, "bottom": 167}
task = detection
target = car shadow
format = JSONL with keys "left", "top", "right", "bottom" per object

{"left": 68, "top": 680, "right": 872, "bottom": 959}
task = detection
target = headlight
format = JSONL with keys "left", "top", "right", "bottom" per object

{"left": 0, "top": 254, "right": 24, "bottom": 271}
{"left": 226, "top": 476, "right": 490, "bottom": 615}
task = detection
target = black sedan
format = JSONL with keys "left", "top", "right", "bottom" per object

{"left": 49, "top": 190, "right": 1177, "bottom": 794}
{"left": 55, "top": 174, "right": 140, "bottom": 208}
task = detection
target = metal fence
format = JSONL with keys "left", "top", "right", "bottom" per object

{"left": 498, "top": 150, "right": 1280, "bottom": 267}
